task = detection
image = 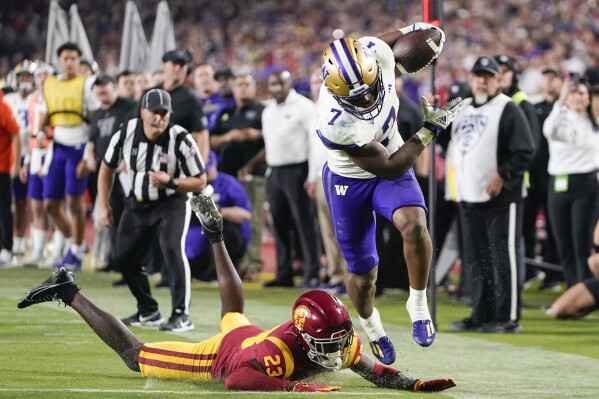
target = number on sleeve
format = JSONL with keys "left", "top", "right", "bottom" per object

{"left": 264, "top": 355, "right": 283, "bottom": 377}
{"left": 328, "top": 108, "right": 342, "bottom": 126}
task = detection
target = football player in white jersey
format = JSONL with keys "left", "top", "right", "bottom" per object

{"left": 315, "top": 23, "right": 463, "bottom": 365}
{"left": 4, "top": 60, "right": 37, "bottom": 256}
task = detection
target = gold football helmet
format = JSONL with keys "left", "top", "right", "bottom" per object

{"left": 13, "top": 59, "right": 37, "bottom": 76}
{"left": 13, "top": 60, "right": 37, "bottom": 92}
{"left": 322, "top": 38, "right": 385, "bottom": 120}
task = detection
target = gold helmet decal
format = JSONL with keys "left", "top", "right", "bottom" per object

{"left": 293, "top": 305, "right": 311, "bottom": 331}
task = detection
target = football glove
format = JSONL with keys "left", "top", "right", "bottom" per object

{"left": 414, "top": 378, "right": 456, "bottom": 392}
{"left": 399, "top": 22, "right": 445, "bottom": 57}
{"left": 288, "top": 381, "right": 341, "bottom": 392}
{"left": 421, "top": 96, "right": 464, "bottom": 136}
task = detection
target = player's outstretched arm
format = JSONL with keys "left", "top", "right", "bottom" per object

{"left": 224, "top": 361, "right": 340, "bottom": 392}
{"left": 346, "top": 97, "right": 463, "bottom": 180}
{"left": 351, "top": 354, "right": 456, "bottom": 392}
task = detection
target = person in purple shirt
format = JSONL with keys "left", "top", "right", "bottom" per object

{"left": 193, "top": 63, "right": 224, "bottom": 125}
{"left": 207, "top": 67, "right": 237, "bottom": 130}
{"left": 186, "top": 151, "right": 251, "bottom": 281}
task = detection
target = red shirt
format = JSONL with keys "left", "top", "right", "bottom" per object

{"left": 0, "top": 91, "right": 20, "bottom": 173}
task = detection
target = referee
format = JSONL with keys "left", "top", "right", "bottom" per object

{"left": 97, "top": 89, "right": 206, "bottom": 332}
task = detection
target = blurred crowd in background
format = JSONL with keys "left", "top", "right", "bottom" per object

{"left": 2, "top": 0, "right": 599, "bottom": 101}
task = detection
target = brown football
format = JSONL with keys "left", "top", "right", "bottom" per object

{"left": 393, "top": 29, "right": 442, "bottom": 74}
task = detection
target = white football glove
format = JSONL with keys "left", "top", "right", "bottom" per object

{"left": 398, "top": 22, "right": 445, "bottom": 57}
{"left": 421, "top": 96, "right": 464, "bottom": 135}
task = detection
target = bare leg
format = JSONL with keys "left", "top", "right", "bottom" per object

{"left": 547, "top": 281, "right": 596, "bottom": 319}
{"left": 393, "top": 207, "right": 431, "bottom": 290}
{"left": 31, "top": 199, "right": 48, "bottom": 230}
{"left": 346, "top": 268, "right": 378, "bottom": 318}
{"left": 44, "top": 199, "right": 71, "bottom": 238}
{"left": 66, "top": 194, "right": 86, "bottom": 246}
{"left": 69, "top": 292, "right": 143, "bottom": 371}
{"left": 212, "top": 241, "right": 244, "bottom": 317}
{"left": 14, "top": 198, "right": 27, "bottom": 238}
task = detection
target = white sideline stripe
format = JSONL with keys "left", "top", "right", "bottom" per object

{"left": 0, "top": 389, "right": 394, "bottom": 396}
{"left": 0, "top": 340, "right": 95, "bottom": 344}
{"left": 508, "top": 202, "right": 518, "bottom": 321}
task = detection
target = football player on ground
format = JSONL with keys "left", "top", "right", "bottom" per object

{"left": 18, "top": 194, "right": 455, "bottom": 393}
{"left": 315, "top": 23, "right": 463, "bottom": 364}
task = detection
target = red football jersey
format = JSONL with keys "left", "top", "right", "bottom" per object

{"left": 211, "top": 320, "right": 362, "bottom": 381}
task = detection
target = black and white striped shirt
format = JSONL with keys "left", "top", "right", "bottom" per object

{"left": 104, "top": 118, "right": 204, "bottom": 202}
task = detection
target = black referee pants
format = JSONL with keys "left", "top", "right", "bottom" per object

{"left": 267, "top": 162, "right": 320, "bottom": 283}
{"left": 115, "top": 194, "right": 192, "bottom": 317}
{"left": 459, "top": 201, "right": 522, "bottom": 324}
{"left": 106, "top": 177, "right": 126, "bottom": 271}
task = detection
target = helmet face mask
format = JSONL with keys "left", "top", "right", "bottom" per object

{"left": 301, "top": 328, "right": 353, "bottom": 370}
{"left": 322, "top": 39, "right": 385, "bottom": 121}
{"left": 333, "top": 68, "right": 385, "bottom": 120}
{"left": 292, "top": 291, "right": 355, "bottom": 370}
{"left": 14, "top": 60, "right": 36, "bottom": 93}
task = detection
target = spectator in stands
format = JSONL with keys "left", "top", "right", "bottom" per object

{"left": 116, "top": 70, "right": 136, "bottom": 100}
{"left": 186, "top": 151, "right": 251, "bottom": 281}
{"left": 543, "top": 75, "right": 599, "bottom": 288}
{"left": 448, "top": 56, "right": 536, "bottom": 334}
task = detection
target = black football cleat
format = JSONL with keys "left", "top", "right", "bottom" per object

{"left": 17, "top": 267, "right": 79, "bottom": 309}
{"left": 190, "top": 194, "right": 224, "bottom": 243}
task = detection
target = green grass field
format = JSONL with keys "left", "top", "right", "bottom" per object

{"left": 1, "top": 267, "right": 598, "bottom": 399}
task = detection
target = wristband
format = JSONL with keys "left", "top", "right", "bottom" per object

{"left": 422, "top": 121, "right": 442, "bottom": 136}
{"left": 416, "top": 126, "right": 436, "bottom": 146}
{"left": 166, "top": 178, "right": 179, "bottom": 190}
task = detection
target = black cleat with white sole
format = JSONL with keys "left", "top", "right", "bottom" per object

{"left": 190, "top": 194, "right": 224, "bottom": 244}
{"left": 17, "top": 267, "right": 80, "bottom": 309}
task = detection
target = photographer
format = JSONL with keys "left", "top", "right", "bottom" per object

{"left": 543, "top": 73, "right": 599, "bottom": 288}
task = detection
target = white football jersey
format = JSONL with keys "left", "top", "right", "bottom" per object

{"left": 4, "top": 91, "right": 34, "bottom": 156}
{"left": 315, "top": 36, "right": 402, "bottom": 179}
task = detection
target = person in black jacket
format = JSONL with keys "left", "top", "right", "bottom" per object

{"left": 447, "top": 56, "right": 536, "bottom": 333}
